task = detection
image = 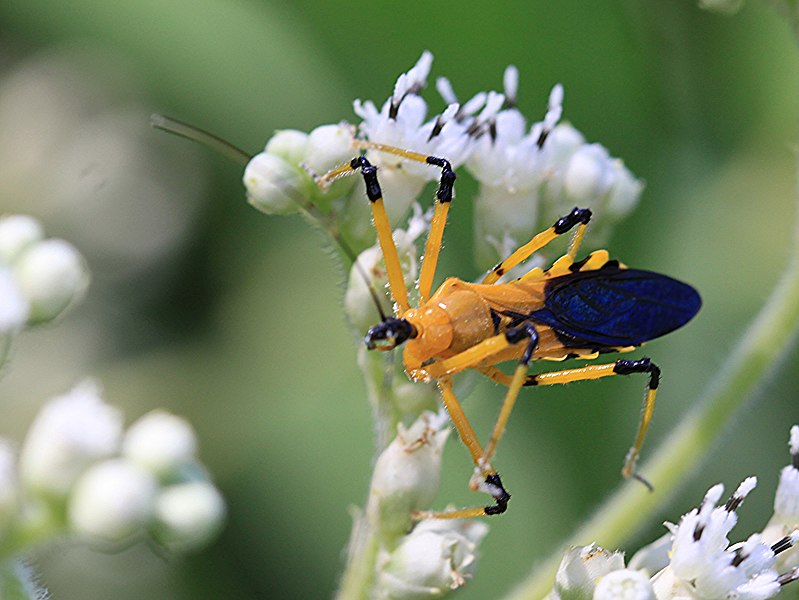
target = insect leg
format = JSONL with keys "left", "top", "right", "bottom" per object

{"left": 318, "top": 156, "right": 411, "bottom": 314}
{"left": 479, "top": 324, "right": 540, "bottom": 470}
{"left": 413, "top": 376, "right": 512, "bottom": 520}
{"left": 352, "top": 141, "right": 456, "bottom": 305}
{"left": 415, "top": 325, "right": 539, "bottom": 520}
{"left": 481, "top": 207, "right": 592, "bottom": 284}
{"left": 524, "top": 357, "right": 660, "bottom": 489}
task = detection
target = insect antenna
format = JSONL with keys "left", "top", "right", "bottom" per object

{"left": 150, "top": 114, "right": 389, "bottom": 322}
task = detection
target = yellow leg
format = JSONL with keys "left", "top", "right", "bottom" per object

{"left": 416, "top": 327, "right": 540, "bottom": 520}
{"left": 319, "top": 143, "right": 458, "bottom": 312}
{"left": 525, "top": 357, "right": 661, "bottom": 487}
{"left": 437, "top": 377, "right": 485, "bottom": 466}
{"left": 423, "top": 334, "right": 520, "bottom": 380}
{"left": 352, "top": 141, "right": 457, "bottom": 305}
{"left": 318, "top": 157, "right": 411, "bottom": 313}
{"left": 481, "top": 357, "right": 661, "bottom": 487}
{"left": 481, "top": 207, "right": 592, "bottom": 284}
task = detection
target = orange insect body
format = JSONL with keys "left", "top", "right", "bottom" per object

{"left": 327, "top": 149, "right": 700, "bottom": 518}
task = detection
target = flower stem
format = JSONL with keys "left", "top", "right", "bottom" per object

{"left": 504, "top": 170, "right": 799, "bottom": 600}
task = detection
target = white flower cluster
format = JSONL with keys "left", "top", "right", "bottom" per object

{"left": 551, "top": 425, "right": 799, "bottom": 600}
{"left": 0, "top": 381, "right": 225, "bottom": 556}
{"left": 0, "top": 214, "right": 88, "bottom": 343}
{"left": 244, "top": 51, "right": 642, "bottom": 268}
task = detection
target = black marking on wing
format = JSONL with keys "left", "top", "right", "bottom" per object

{"left": 529, "top": 266, "right": 701, "bottom": 347}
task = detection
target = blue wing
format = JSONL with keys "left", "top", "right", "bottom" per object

{"left": 529, "top": 267, "right": 701, "bottom": 347}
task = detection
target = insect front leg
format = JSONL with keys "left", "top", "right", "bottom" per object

{"left": 350, "top": 140, "right": 457, "bottom": 305}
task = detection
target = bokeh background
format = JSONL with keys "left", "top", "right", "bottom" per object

{"left": 1, "top": 1, "right": 798, "bottom": 598}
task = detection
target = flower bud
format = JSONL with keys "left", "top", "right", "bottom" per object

{"left": 564, "top": 145, "right": 613, "bottom": 203}
{"left": 152, "top": 481, "right": 226, "bottom": 552}
{"left": 122, "top": 410, "right": 198, "bottom": 477}
{"left": 12, "top": 238, "right": 88, "bottom": 324}
{"left": 344, "top": 245, "right": 387, "bottom": 335}
{"left": 551, "top": 545, "right": 626, "bottom": 600}
{"left": 243, "top": 152, "right": 304, "bottom": 216}
{"left": 377, "top": 519, "right": 488, "bottom": 599}
{"left": 0, "top": 215, "right": 44, "bottom": 264}
{"left": 0, "top": 266, "right": 29, "bottom": 334}
{"left": 0, "top": 441, "right": 19, "bottom": 530}
{"left": 593, "top": 569, "right": 655, "bottom": 600}
{"left": 303, "top": 123, "right": 355, "bottom": 175}
{"left": 19, "top": 380, "right": 123, "bottom": 497}
{"left": 264, "top": 129, "right": 309, "bottom": 165}
{"left": 367, "top": 411, "right": 449, "bottom": 539}
{"left": 68, "top": 458, "right": 157, "bottom": 542}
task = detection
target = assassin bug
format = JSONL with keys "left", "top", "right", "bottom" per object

{"left": 318, "top": 141, "right": 702, "bottom": 519}
{"left": 150, "top": 115, "right": 701, "bottom": 519}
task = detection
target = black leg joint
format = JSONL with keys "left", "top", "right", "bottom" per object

{"left": 504, "top": 323, "right": 539, "bottom": 365}
{"left": 351, "top": 156, "right": 382, "bottom": 202}
{"left": 553, "top": 207, "right": 592, "bottom": 234}
{"left": 426, "top": 156, "right": 456, "bottom": 203}
{"left": 613, "top": 357, "right": 661, "bottom": 390}
{"left": 483, "top": 473, "right": 511, "bottom": 516}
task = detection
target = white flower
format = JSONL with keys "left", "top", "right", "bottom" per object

{"left": 122, "top": 410, "right": 198, "bottom": 477}
{"left": 152, "top": 481, "right": 226, "bottom": 552}
{"left": 367, "top": 410, "right": 450, "bottom": 539}
{"left": 650, "top": 478, "right": 798, "bottom": 599}
{"left": 68, "top": 458, "right": 157, "bottom": 542}
{"left": 376, "top": 518, "right": 488, "bottom": 599}
{"left": 551, "top": 544, "right": 626, "bottom": 600}
{"left": 353, "top": 52, "right": 474, "bottom": 218}
{"left": 762, "top": 425, "right": 799, "bottom": 572}
{"left": 19, "top": 380, "right": 123, "bottom": 497}
{"left": 0, "top": 214, "right": 43, "bottom": 264}
{"left": 12, "top": 238, "right": 88, "bottom": 323}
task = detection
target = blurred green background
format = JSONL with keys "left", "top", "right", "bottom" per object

{"left": 1, "top": 0, "right": 798, "bottom": 598}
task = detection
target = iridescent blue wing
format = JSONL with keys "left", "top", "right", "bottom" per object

{"left": 529, "top": 265, "right": 701, "bottom": 347}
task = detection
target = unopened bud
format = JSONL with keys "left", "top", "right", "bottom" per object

{"left": 377, "top": 519, "right": 488, "bottom": 599}
{"left": 13, "top": 239, "right": 88, "bottom": 324}
{"left": 0, "top": 215, "right": 44, "bottom": 264}
{"left": 20, "top": 380, "right": 122, "bottom": 497}
{"left": 123, "top": 410, "right": 198, "bottom": 477}
{"left": 244, "top": 152, "right": 303, "bottom": 216}
{"left": 152, "top": 481, "right": 226, "bottom": 552}
{"left": 68, "top": 458, "right": 157, "bottom": 542}
{"left": 367, "top": 411, "right": 449, "bottom": 539}
{"left": 552, "top": 545, "right": 626, "bottom": 600}
{"left": 303, "top": 123, "right": 355, "bottom": 175}
{"left": 264, "top": 129, "right": 309, "bottom": 165}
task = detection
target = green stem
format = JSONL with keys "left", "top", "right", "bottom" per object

{"left": 504, "top": 174, "right": 799, "bottom": 600}
{"left": 0, "top": 560, "right": 42, "bottom": 600}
